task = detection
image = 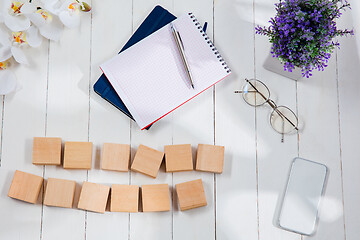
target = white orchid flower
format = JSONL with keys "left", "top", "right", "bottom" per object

{"left": 42, "top": 0, "right": 90, "bottom": 29}
{"left": 0, "top": 60, "right": 17, "bottom": 95}
{"left": 28, "top": 6, "right": 64, "bottom": 41}
{"left": 0, "top": 0, "right": 36, "bottom": 32}
{"left": 0, "top": 27, "right": 42, "bottom": 65}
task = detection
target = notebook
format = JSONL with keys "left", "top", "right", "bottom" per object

{"left": 100, "top": 13, "right": 231, "bottom": 130}
{"left": 93, "top": 5, "right": 176, "bottom": 125}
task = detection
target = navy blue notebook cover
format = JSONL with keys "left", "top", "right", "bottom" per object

{"left": 93, "top": 6, "right": 176, "bottom": 128}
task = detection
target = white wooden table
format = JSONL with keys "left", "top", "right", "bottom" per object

{"left": 1, "top": 0, "right": 359, "bottom": 239}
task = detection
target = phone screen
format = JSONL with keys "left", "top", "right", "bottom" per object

{"left": 277, "top": 158, "right": 328, "bottom": 236}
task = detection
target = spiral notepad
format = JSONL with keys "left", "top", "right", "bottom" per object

{"left": 100, "top": 13, "right": 231, "bottom": 130}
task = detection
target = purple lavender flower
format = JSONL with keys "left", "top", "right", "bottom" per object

{"left": 256, "top": 0, "right": 354, "bottom": 78}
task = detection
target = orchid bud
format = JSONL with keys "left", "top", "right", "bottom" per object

{"left": 80, "top": 2, "right": 91, "bottom": 12}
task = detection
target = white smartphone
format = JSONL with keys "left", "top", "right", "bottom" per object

{"left": 277, "top": 157, "right": 328, "bottom": 236}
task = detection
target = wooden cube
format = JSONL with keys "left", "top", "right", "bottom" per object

{"left": 44, "top": 178, "right": 76, "bottom": 208}
{"left": 196, "top": 144, "right": 225, "bottom": 173}
{"left": 63, "top": 142, "right": 92, "bottom": 169}
{"left": 78, "top": 182, "right": 110, "bottom": 213}
{"left": 8, "top": 170, "right": 43, "bottom": 204}
{"left": 131, "top": 145, "right": 164, "bottom": 178}
{"left": 110, "top": 184, "right": 139, "bottom": 212}
{"left": 175, "top": 179, "right": 207, "bottom": 211}
{"left": 32, "top": 137, "right": 62, "bottom": 165}
{"left": 141, "top": 184, "right": 170, "bottom": 212}
{"left": 164, "top": 144, "right": 193, "bottom": 172}
{"left": 101, "top": 143, "right": 130, "bottom": 172}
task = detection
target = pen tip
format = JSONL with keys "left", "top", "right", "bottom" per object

{"left": 191, "top": 84, "right": 194, "bottom": 89}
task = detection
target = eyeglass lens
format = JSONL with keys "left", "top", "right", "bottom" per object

{"left": 270, "top": 106, "right": 298, "bottom": 134}
{"left": 242, "top": 79, "right": 270, "bottom": 106}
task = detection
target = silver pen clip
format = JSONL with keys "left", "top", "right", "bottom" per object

{"left": 176, "top": 31, "right": 185, "bottom": 50}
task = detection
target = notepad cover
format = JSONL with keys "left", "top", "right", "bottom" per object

{"left": 93, "top": 5, "right": 176, "bottom": 124}
{"left": 100, "top": 13, "right": 231, "bottom": 130}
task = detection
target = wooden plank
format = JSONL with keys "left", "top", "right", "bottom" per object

{"left": 298, "top": 40, "right": 345, "bottom": 240}
{"left": 214, "top": 0, "right": 259, "bottom": 239}
{"left": 41, "top": 8, "right": 92, "bottom": 239}
{"left": 130, "top": 1, "right": 173, "bottom": 240}
{"left": 171, "top": 0, "right": 215, "bottom": 239}
{"left": 0, "top": 96, "right": 3, "bottom": 166}
{"left": 0, "top": 38, "right": 49, "bottom": 239}
{"left": 336, "top": 3, "right": 359, "bottom": 240}
{"left": 85, "top": 0, "right": 132, "bottom": 239}
{"left": 253, "top": 0, "right": 300, "bottom": 239}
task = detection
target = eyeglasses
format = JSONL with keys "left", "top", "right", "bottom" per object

{"left": 235, "top": 78, "right": 299, "bottom": 142}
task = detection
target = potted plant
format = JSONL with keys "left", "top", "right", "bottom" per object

{"left": 256, "top": 0, "right": 354, "bottom": 79}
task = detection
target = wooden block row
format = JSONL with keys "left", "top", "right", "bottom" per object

{"left": 8, "top": 171, "right": 207, "bottom": 212}
{"left": 33, "top": 138, "right": 224, "bottom": 176}
{"left": 130, "top": 143, "right": 224, "bottom": 178}
{"left": 32, "top": 137, "right": 93, "bottom": 169}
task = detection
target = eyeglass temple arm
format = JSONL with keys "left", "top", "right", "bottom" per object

{"left": 243, "top": 79, "right": 299, "bottom": 131}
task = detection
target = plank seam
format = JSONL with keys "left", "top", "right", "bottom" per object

{"left": 128, "top": 120, "right": 132, "bottom": 240}
{"left": 129, "top": 2, "right": 134, "bottom": 239}
{"left": 253, "top": 0, "right": 260, "bottom": 239}
{"left": 0, "top": 96, "right": 4, "bottom": 167}
{"left": 84, "top": 4, "right": 93, "bottom": 239}
{"left": 40, "top": 38, "right": 51, "bottom": 240}
{"left": 212, "top": 0, "right": 217, "bottom": 238}
{"left": 335, "top": 46, "right": 347, "bottom": 240}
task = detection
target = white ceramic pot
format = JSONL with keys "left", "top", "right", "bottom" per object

{"left": 263, "top": 52, "right": 303, "bottom": 81}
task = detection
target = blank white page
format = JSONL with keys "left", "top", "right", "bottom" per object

{"left": 100, "top": 13, "right": 231, "bottom": 129}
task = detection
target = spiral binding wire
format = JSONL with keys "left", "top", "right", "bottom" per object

{"left": 188, "top": 13, "right": 231, "bottom": 74}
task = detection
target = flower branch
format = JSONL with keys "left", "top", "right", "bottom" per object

{"left": 256, "top": 0, "right": 354, "bottom": 78}
{"left": 0, "top": 0, "right": 91, "bottom": 95}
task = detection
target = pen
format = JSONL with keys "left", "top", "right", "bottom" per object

{"left": 170, "top": 22, "right": 194, "bottom": 89}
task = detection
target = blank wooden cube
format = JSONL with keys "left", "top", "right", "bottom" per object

{"left": 44, "top": 178, "right": 76, "bottom": 208}
{"left": 142, "top": 184, "right": 170, "bottom": 212}
{"left": 78, "top": 182, "right": 110, "bottom": 213}
{"left": 176, "top": 179, "right": 207, "bottom": 211}
{"left": 63, "top": 142, "right": 92, "bottom": 169}
{"left": 8, "top": 170, "right": 43, "bottom": 204}
{"left": 164, "top": 144, "right": 193, "bottom": 172}
{"left": 32, "top": 137, "right": 62, "bottom": 165}
{"left": 131, "top": 145, "right": 164, "bottom": 178}
{"left": 110, "top": 184, "right": 139, "bottom": 212}
{"left": 196, "top": 144, "right": 225, "bottom": 173}
{"left": 101, "top": 143, "right": 130, "bottom": 172}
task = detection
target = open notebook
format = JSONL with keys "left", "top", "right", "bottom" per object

{"left": 100, "top": 13, "right": 231, "bottom": 130}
